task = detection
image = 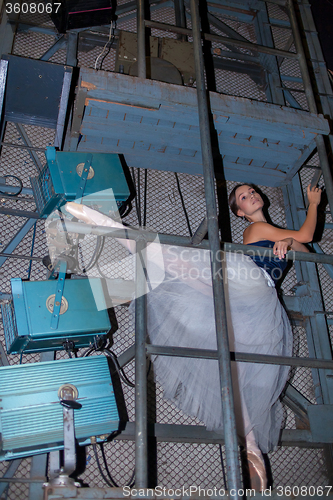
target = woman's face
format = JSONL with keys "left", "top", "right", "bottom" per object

{"left": 235, "top": 185, "right": 264, "bottom": 218}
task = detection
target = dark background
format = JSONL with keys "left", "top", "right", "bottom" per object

{"left": 309, "top": 0, "right": 333, "bottom": 70}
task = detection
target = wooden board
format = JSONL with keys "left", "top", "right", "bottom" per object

{"left": 71, "top": 69, "right": 329, "bottom": 187}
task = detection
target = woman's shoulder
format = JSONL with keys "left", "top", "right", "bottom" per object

{"left": 243, "top": 222, "right": 274, "bottom": 244}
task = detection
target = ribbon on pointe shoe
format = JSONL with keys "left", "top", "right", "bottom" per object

{"left": 65, "top": 202, "right": 136, "bottom": 254}
{"left": 65, "top": 202, "right": 104, "bottom": 226}
{"left": 246, "top": 449, "right": 267, "bottom": 491}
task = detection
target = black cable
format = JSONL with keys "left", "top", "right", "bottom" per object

{"left": 118, "top": 201, "right": 132, "bottom": 218}
{"left": 103, "top": 348, "right": 135, "bottom": 388}
{"left": 131, "top": 167, "right": 141, "bottom": 226}
{"left": 80, "top": 346, "right": 135, "bottom": 387}
{"left": 147, "top": 359, "right": 152, "bottom": 377}
{"left": 103, "top": 441, "right": 135, "bottom": 487}
{"left": 93, "top": 437, "right": 135, "bottom": 488}
{"left": 82, "top": 347, "right": 94, "bottom": 357}
{"left": 137, "top": 168, "right": 142, "bottom": 226}
{"left": 143, "top": 168, "right": 148, "bottom": 227}
{"left": 92, "top": 443, "right": 114, "bottom": 488}
{"left": 174, "top": 172, "right": 192, "bottom": 237}
{"left": 0, "top": 175, "right": 23, "bottom": 197}
{"left": 219, "top": 444, "right": 228, "bottom": 490}
{"left": 98, "top": 21, "right": 117, "bottom": 71}
{"left": 100, "top": 442, "right": 119, "bottom": 487}
{"left": 99, "top": 35, "right": 115, "bottom": 70}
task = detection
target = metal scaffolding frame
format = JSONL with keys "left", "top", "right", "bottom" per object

{"left": 0, "top": 0, "right": 332, "bottom": 497}
{"left": 121, "top": 0, "right": 333, "bottom": 491}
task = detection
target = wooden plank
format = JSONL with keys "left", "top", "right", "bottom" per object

{"left": 77, "top": 138, "right": 286, "bottom": 186}
{"left": 282, "top": 137, "right": 318, "bottom": 183}
{"left": 85, "top": 96, "right": 322, "bottom": 145}
{"left": 80, "top": 118, "right": 303, "bottom": 165}
{"left": 79, "top": 69, "right": 329, "bottom": 135}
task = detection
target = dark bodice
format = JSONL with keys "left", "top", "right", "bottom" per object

{"left": 247, "top": 240, "right": 288, "bottom": 285}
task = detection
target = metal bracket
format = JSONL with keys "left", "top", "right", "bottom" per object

{"left": 74, "top": 153, "right": 93, "bottom": 203}
{"left": 59, "top": 384, "right": 82, "bottom": 476}
{"left": 50, "top": 260, "right": 67, "bottom": 330}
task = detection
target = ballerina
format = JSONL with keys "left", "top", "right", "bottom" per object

{"left": 64, "top": 182, "right": 321, "bottom": 490}
{"left": 229, "top": 183, "right": 321, "bottom": 262}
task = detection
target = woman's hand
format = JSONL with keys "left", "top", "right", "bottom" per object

{"left": 273, "top": 238, "right": 293, "bottom": 260}
{"left": 307, "top": 184, "right": 322, "bottom": 206}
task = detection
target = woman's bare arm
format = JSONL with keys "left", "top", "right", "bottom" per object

{"left": 244, "top": 185, "right": 321, "bottom": 245}
{"left": 272, "top": 237, "right": 309, "bottom": 260}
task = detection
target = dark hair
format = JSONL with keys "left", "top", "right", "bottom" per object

{"left": 228, "top": 183, "right": 257, "bottom": 217}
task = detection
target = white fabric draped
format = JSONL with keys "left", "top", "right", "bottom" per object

{"left": 65, "top": 203, "right": 292, "bottom": 453}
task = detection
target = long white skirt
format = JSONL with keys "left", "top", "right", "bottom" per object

{"left": 140, "top": 247, "right": 292, "bottom": 454}
{"left": 63, "top": 204, "right": 292, "bottom": 454}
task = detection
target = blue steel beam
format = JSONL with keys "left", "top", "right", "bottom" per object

{"left": 0, "top": 208, "right": 39, "bottom": 218}
{"left": 115, "top": 420, "right": 327, "bottom": 447}
{"left": 0, "top": 182, "right": 33, "bottom": 196}
{"left": 254, "top": 2, "right": 285, "bottom": 105}
{"left": 205, "top": 1, "right": 258, "bottom": 23}
{"left": 116, "top": 1, "right": 173, "bottom": 25}
{"left": 312, "top": 243, "right": 333, "bottom": 281}
{"left": 54, "top": 70, "right": 72, "bottom": 149}
{"left": 0, "top": 460, "right": 22, "bottom": 497}
{"left": 0, "top": 218, "right": 37, "bottom": 268}
{"left": 297, "top": 1, "right": 333, "bottom": 119}
{"left": 283, "top": 182, "right": 322, "bottom": 403}
{"left": 117, "top": 0, "right": 171, "bottom": 16}
{"left": 40, "top": 36, "right": 66, "bottom": 62}
{"left": 287, "top": 0, "right": 333, "bottom": 218}
{"left": 15, "top": 123, "right": 43, "bottom": 173}
{"left": 282, "top": 87, "right": 303, "bottom": 109}
{"left": 283, "top": 178, "right": 333, "bottom": 476}
{"left": 66, "top": 32, "right": 78, "bottom": 67}
{"left": 285, "top": 176, "right": 333, "bottom": 405}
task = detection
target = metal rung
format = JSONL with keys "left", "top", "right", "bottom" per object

{"left": 60, "top": 221, "right": 333, "bottom": 264}
{"left": 146, "top": 345, "right": 333, "bottom": 370}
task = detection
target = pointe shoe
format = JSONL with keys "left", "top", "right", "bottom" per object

{"left": 65, "top": 202, "right": 109, "bottom": 226}
{"left": 65, "top": 202, "right": 94, "bottom": 224}
{"left": 247, "top": 450, "right": 267, "bottom": 491}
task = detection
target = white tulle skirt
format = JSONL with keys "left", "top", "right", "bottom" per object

{"left": 63, "top": 204, "right": 292, "bottom": 454}
{"left": 140, "top": 247, "right": 292, "bottom": 454}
